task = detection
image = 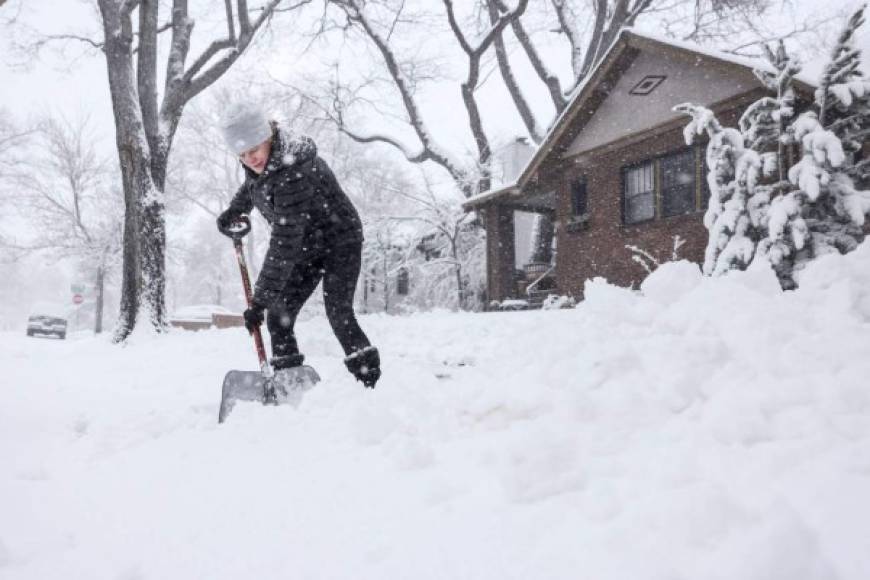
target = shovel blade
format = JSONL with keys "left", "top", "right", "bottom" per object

{"left": 218, "top": 366, "right": 321, "bottom": 423}
{"left": 218, "top": 370, "right": 266, "bottom": 423}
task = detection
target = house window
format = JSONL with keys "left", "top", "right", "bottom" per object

{"left": 661, "top": 149, "right": 696, "bottom": 217}
{"left": 621, "top": 146, "right": 708, "bottom": 224}
{"left": 571, "top": 178, "right": 588, "bottom": 217}
{"left": 396, "top": 268, "right": 409, "bottom": 296}
{"left": 623, "top": 161, "right": 655, "bottom": 224}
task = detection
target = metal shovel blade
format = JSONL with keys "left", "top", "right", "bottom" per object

{"left": 218, "top": 366, "right": 321, "bottom": 423}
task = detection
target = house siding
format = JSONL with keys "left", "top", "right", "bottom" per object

{"left": 565, "top": 48, "right": 761, "bottom": 157}
{"left": 554, "top": 107, "right": 745, "bottom": 298}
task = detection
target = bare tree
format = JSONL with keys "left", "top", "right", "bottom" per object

{"left": 57, "top": 0, "right": 311, "bottom": 341}
{"left": 5, "top": 114, "right": 123, "bottom": 333}
{"left": 0, "top": 109, "right": 33, "bottom": 263}
{"left": 324, "top": 0, "right": 528, "bottom": 197}
{"left": 0, "top": 108, "right": 31, "bottom": 180}
{"left": 382, "top": 173, "right": 483, "bottom": 310}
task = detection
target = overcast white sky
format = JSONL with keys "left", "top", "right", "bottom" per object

{"left": 3, "top": 0, "right": 867, "bottom": 161}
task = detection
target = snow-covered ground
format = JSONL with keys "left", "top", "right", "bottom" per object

{"left": 2, "top": 245, "right": 870, "bottom": 580}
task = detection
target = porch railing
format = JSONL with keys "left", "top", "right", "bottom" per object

{"left": 525, "top": 262, "right": 556, "bottom": 297}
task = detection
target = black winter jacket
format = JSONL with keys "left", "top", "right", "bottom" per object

{"left": 225, "top": 127, "right": 364, "bottom": 307}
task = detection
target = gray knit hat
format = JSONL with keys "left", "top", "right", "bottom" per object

{"left": 221, "top": 103, "right": 273, "bottom": 155}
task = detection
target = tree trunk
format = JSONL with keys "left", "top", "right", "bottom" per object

{"left": 100, "top": 0, "right": 151, "bottom": 341}
{"left": 114, "top": 144, "right": 141, "bottom": 341}
{"left": 99, "top": 0, "right": 160, "bottom": 341}
{"left": 141, "top": 149, "right": 171, "bottom": 331}
{"left": 452, "top": 241, "right": 464, "bottom": 310}
{"left": 94, "top": 264, "right": 105, "bottom": 334}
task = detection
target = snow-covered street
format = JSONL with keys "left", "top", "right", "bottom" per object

{"left": 3, "top": 247, "right": 870, "bottom": 580}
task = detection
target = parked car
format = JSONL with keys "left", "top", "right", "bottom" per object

{"left": 26, "top": 302, "right": 69, "bottom": 339}
{"left": 169, "top": 304, "right": 243, "bottom": 331}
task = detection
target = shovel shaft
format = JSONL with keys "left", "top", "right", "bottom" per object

{"left": 233, "top": 237, "right": 268, "bottom": 368}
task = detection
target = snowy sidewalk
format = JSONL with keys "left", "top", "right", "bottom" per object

{"left": 2, "top": 246, "right": 870, "bottom": 579}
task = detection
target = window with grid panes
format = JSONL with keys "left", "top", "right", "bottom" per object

{"left": 661, "top": 149, "right": 696, "bottom": 217}
{"left": 623, "top": 161, "right": 655, "bottom": 224}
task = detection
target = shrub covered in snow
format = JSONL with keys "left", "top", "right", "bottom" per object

{"left": 541, "top": 294, "right": 576, "bottom": 310}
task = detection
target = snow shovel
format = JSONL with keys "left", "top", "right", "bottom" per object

{"left": 218, "top": 216, "right": 320, "bottom": 423}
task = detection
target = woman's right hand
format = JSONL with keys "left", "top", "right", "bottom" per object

{"left": 217, "top": 209, "right": 244, "bottom": 238}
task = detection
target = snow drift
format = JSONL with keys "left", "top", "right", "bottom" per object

{"left": 2, "top": 244, "right": 870, "bottom": 579}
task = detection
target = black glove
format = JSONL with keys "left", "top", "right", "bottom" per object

{"left": 217, "top": 209, "right": 242, "bottom": 238}
{"left": 242, "top": 302, "right": 265, "bottom": 334}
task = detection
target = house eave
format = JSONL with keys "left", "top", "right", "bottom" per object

{"left": 462, "top": 183, "right": 520, "bottom": 211}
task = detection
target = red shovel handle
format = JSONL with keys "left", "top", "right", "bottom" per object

{"left": 230, "top": 218, "right": 269, "bottom": 370}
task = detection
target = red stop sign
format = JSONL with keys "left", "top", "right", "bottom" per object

{"left": 73, "top": 294, "right": 84, "bottom": 305}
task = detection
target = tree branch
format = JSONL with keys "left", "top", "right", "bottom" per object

{"left": 185, "top": 0, "right": 312, "bottom": 102}
{"left": 31, "top": 34, "right": 105, "bottom": 52}
{"left": 225, "top": 0, "right": 237, "bottom": 43}
{"left": 238, "top": 0, "right": 252, "bottom": 36}
{"left": 493, "top": 0, "right": 565, "bottom": 112}
{"left": 486, "top": 0, "right": 543, "bottom": 141}
{"left": 331, "top": 0, "right": 469, "bottom": 189}
{"left": 162, "top": 0, "right": 194, "bottom": 120}
{"left": 138, "top": 0, "right": 160, "bottom": 153}
{"left": 443, "top": 0, "right": 527, "bottom": 59}
{"left": 443, "top": 0, "right": 473, "bottom": 56}
{"left": 121, "top": 0, "right": 141, "bottom": 18}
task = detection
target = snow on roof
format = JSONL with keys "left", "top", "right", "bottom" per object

{"left": 622, "top": 28, "right": 818, "bottom": 88}
{"left": 463, "top": 182, "right": 519, "bottom": 209}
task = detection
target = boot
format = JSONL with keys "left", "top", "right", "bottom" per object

{"left": 344, "top": 346, "right": 381, "bottom": 388}
{"left": 271, "top": 353, "right": 305, "bottom": 370}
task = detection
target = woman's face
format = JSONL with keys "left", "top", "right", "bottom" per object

{"left": 239, "top": 139, "right": 272, "bottom": 175}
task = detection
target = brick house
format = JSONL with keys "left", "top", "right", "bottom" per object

{"left": 463, "top": 29, "right": 816, "bottom": 306}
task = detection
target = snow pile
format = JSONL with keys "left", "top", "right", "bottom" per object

{"left": 2, "top": 246, "right": 870, "bottom": 579}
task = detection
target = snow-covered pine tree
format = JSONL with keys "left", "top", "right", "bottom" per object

{"left": 760, "top": 5, "right": 870, "bottom": 286}
{"left": 737, "top": 41, "right": 805, "bottom": 287}
{"left": 673, "top": 104, "right": 766, "bottom": 276}
{"left": 740, "top": 40, "right": 801, "bottom": 183}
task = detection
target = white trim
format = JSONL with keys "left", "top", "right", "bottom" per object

{"left": 462, "top": 182, "right": 519, "bottom": 209}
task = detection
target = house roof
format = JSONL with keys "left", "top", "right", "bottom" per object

{"left": 463, "top": 27, "right": 816, "bottom": 210}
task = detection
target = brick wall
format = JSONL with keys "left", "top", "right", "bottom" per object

{"left": 553, "top": 108, "right": 746, "bottom": 298}
{"left": 483, "top": 205, "right": 516, "bottom": 303}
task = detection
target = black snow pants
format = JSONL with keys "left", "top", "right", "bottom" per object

{"left": 266, "top": 240, "right": 370, "bottom": 362}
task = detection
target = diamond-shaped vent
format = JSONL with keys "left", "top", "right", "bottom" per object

{"left": 629, "top": 75, "right": 666, "bottom": 96}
